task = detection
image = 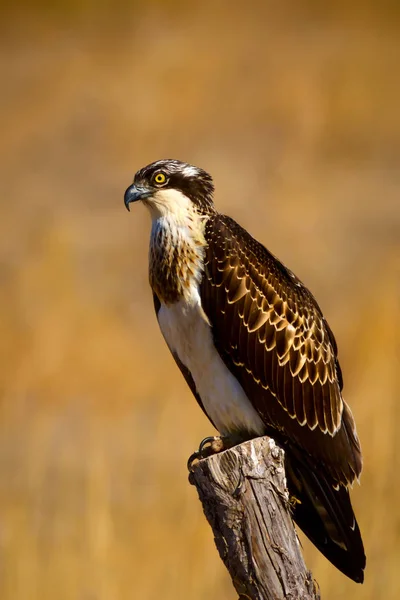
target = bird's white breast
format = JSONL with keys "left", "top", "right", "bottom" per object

{"left": 157, "top": 282, "right": 266, "bottom": 436}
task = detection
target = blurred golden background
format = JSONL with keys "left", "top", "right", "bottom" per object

{"left": 1, "top": 1, "right": 399, "bottom": 598}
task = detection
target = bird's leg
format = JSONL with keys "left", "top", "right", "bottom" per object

{"left": 187, "top": 433, "right": 248, "bottom": 471}
{"left": 199, "top": 435, "right": 225, "bottom": 454}
{"left": 187, "top": 436, "right": 225, "bottom": 471}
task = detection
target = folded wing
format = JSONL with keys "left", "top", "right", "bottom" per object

{"left": 200, "top": 214, "right": 362, "bottom": 486}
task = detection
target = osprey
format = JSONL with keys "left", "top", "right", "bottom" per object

{"left": 124, "top": 159, "right": 366, "bottom": 583}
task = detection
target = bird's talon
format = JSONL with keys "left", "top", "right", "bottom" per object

{"left": 187, "top": 451, "right": 201, "bottom": 471}
{"left": 187, "top": 436, "right": 225, "bottom": 471}
{"left": 199, "top": 436, "right": 222, "bottom": 453}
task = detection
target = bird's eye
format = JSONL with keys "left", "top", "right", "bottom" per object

{"left": 153, "top": 172, "right": 168, "bottom": 186}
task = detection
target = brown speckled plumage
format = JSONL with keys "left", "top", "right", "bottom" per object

{"left": 148, "top": 208, "right": 208, "bottom": 305}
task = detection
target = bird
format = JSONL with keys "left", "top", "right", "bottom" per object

{"left": 124, "top": 158, "right": 366, "bottom": 583}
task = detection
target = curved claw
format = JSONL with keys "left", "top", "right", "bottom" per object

{"left": 187, "top": 436, "right": 225, "bottom": 472}
{"left": 199, "top": 436, "right": 221, "bottom": 453}
{"left": 187, "top": 451, "right": 201, "bottom": 471}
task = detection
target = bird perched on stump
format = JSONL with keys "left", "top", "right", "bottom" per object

{"left": 124, "top": 159, "right": 366, "bottom": 583}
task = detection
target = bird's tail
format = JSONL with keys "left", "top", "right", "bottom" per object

{"left": 285, "top": 448, "right": 366, "bottom": 583}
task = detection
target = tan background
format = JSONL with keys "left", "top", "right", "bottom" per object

{"left": 0, "top": 1, "right": 399, "bottom": 598}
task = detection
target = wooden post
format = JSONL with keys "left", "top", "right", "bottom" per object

{"left": 189, "top": 436, "right": 320, "bottom": 600}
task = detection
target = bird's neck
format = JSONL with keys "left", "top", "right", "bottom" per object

{"left": 149, "top": 212, "right": 208, "bottom": 305}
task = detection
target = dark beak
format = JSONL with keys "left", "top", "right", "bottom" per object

{"left": 124, "top": 184, "right": 151, "bottom": 211}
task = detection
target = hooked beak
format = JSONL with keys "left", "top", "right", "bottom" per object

{"left": 124, "top": 184, "right": 152, "bottom": 211}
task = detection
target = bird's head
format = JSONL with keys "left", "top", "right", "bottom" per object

{"left": 124, "top": 159, "right": 215, "bottom": 220}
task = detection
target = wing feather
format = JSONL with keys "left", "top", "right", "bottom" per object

{"left": 201, "top": 214, "right": 362, "bottom": 485}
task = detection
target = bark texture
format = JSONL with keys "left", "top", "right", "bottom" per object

{"left": 189, "top": 437, "right": 320, "bottom": 600}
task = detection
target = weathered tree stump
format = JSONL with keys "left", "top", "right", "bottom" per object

{"left": 189, "top": 436, "right": 320, "bottom": 600}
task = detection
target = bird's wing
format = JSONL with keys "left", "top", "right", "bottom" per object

{"left": 200, "top": 213, "right": 362, "bottom": 485}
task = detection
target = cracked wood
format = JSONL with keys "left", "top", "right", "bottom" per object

{"left": 189, "top": 437, "right": 320, "bottom": 600}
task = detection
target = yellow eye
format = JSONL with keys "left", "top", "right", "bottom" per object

{"left": 154, "top": 172, "right": 167, "bottom": 185}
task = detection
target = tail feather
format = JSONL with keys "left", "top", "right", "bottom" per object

{"left": 285, "top": 448, "right": 366, "bottom": 583}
